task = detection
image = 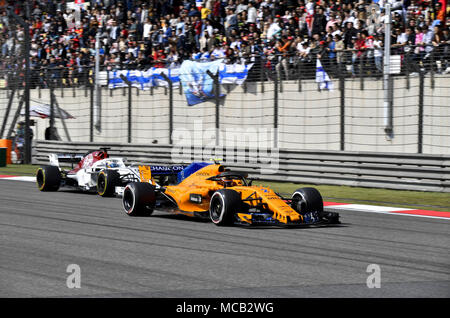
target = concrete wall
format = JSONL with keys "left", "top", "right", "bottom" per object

{"left": 0, "top": 75, "right": 448, "bottom": 155}
{"left": 423, "top": 76, "right": 450, "bottom": 155}
{"left": 344, "top": 77, "right": 420, "bottom": 153}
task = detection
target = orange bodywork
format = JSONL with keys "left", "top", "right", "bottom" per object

{"left": 162, "top": 164, "right": 302, "bottom": 224}
{"left": 164, "top": 164, "right": 223, "bottom": 212}
{"left": 139, "top": 165, "right": 152, "bottom": 183}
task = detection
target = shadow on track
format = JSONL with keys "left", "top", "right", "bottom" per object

{"left": 151, "top": 213, "right": 348, "bottom": 229}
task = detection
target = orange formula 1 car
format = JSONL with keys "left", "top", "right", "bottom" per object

{"left": 122, "top": 162, "right": 340, "bottom": 227}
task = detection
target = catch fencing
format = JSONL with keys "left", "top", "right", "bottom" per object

{"left": 1, "top": 65, "right": 448, "bottom": 155}
{"left": 1, "top": 44, "right": 449, "bottom": 169}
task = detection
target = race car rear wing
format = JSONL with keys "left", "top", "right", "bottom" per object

{"left": 128, "top": 163, "right": 186, "bottom": 175}
{"left": 137, "top": 164, "right": 187, "bottom": 185}
{"left": 149, "top": 165, "right": 186, "bottom": 175}
{"left": 48, "top": 153, "right": 84, "bottom": 168}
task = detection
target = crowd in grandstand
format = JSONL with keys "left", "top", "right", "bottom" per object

{"left": 0, "top": 0, "right": 448, "bottom": 86}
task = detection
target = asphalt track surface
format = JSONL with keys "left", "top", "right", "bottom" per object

{"left": 1, "top": 180, "right": 449, "bottom": 298}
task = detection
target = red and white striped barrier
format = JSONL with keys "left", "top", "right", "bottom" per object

{"left": 325, "top": 202, "right": 450, "bottom": 220}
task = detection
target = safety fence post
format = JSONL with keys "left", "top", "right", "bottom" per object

{"left": 430, "top": 50, "right": 435, "bottom": 90}
{"left": 418, "top": 71, "right": 424, "bottom": 154}
{"left": 160, "top": 73, "right": 173, "bottom": 144}
{"left": 207, "top": 70, "right": 220, "bottom": 146}
{"left": 359, "top": 52, "right": 365, "bottom": 91}
{"left": 298, "top": 62, "right": 302, "bottom": 92}
{"left": 260, "top": 58, "right": 265, "bottom": 93}
{"left": 273, "top": 69, "right": 279, "bottom": 148}
{"left": 383, "top": 3, "right": 393, "bottom": 138}
{"left": 405, "top": 51, "right": 410, "bottom": 90}
{"left": 339, "top": 63, "right": 346, "bottom": 151}
{"left": 85, "top": 68, "right": 89, "bottom": 98}
{"left": 49, "top": 79, "right": 55, "bottom": 137}
{"left": 90, "top": 83, "right": 94, "bottom": 142}
{"left": 120, "top": 74, "right": 132, "bottom": 143}
{"left": 8, "top": 6, "right": 31, "bottom": 163}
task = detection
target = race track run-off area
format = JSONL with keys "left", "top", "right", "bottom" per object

{"left": 0, "top": 178, "right": 449, "bottom": 298}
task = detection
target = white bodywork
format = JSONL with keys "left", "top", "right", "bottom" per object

{"left": 48, "top": 154, "right": 141, "bottom": 191}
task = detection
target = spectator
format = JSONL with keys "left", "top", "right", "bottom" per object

{"left": 266, "top": 17, "right": 281, "bottom": 40}
{"left": 344, "top": 21, "right": 358, "bottom": 49}
{"left": 275, "top": 35, "right": 292, "bottom": 80}
{"left": 325, "top": 34, "right": 338, "bottom": 76}
{"left": 311, "top": 6, "right": 326, "bottom": 36}
{"left": 0, "top": 0, "right": 447, "bottom": 86}
{"left": 246, "top": 1, "right": 257, "bottom": 25}
{"left": 225, "top": 7, "right": 238, "bottom": 36}
{"left": 373, "top": 33, "right": 384, "bottom": 74}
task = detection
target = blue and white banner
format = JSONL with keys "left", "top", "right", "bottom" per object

{"left": 178, "top": 59, "right": 223, "bottom": 106}
{"left": 108, "top": 60, "right": 253, "bottom": 106}
{"left": 108, "top": 68, "right": 180, "bottom": 90}
{"left": 218, "top": 62, "right": 252, "bottom": 85}
{"left": 315, "top": 59, "right": 334, "bottom": 91}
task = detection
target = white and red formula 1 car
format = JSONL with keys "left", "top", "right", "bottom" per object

{"left": 36, "top": 147, "right": 185, "bottom": 197}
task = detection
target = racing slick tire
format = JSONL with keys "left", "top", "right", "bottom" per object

{"left": 291, "top": 187, "right": 324, "bottom": 217}
{"left": 97, "top": 169, "right": 121, "bottom": 197}
{"left": 209, "top": 189, "right": 241, "bottom": 226}
{"left": 122, "top": 182, "right": 156, "bottom": 216}
{"left": 36, "top": 165, "right": 61, "bottom": 191}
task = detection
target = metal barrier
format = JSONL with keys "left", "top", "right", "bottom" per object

{"left": 32, "top": 140, "right": 450, "bottom": 193}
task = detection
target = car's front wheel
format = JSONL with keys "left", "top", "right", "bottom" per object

{"left": 97, "top": 169, "right": 120, "bottom": 197}
{"left": 209, "top": 189, "right": 241, "bottom": 226}
{"left": 291, "top": 187, "right": 324, "bottom": 217}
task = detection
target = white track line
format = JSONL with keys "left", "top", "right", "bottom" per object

{"left": 0, "top": 176, "right": 36, "bottom": 182}
{"left": 326, "top": 203, "right": 450, "bottom": 221}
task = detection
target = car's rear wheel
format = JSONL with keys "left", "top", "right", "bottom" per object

{"left": 209, "top": 189, "right": 241, "bottom": 226}
{"left": 97, "top": 169, "right": 120, "bottom": 197}
{"left": 291, "top": 187, "right": 324, "bottom": 217}
{"left": 122, "top": 182, "right": 156, "bottom": 216}
{"left": 36, "top": 166, "right": 61, "bottom": 191}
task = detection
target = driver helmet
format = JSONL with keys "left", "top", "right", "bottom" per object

{"left": 223, "top": 178, "right": 235, "bottom": 187}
